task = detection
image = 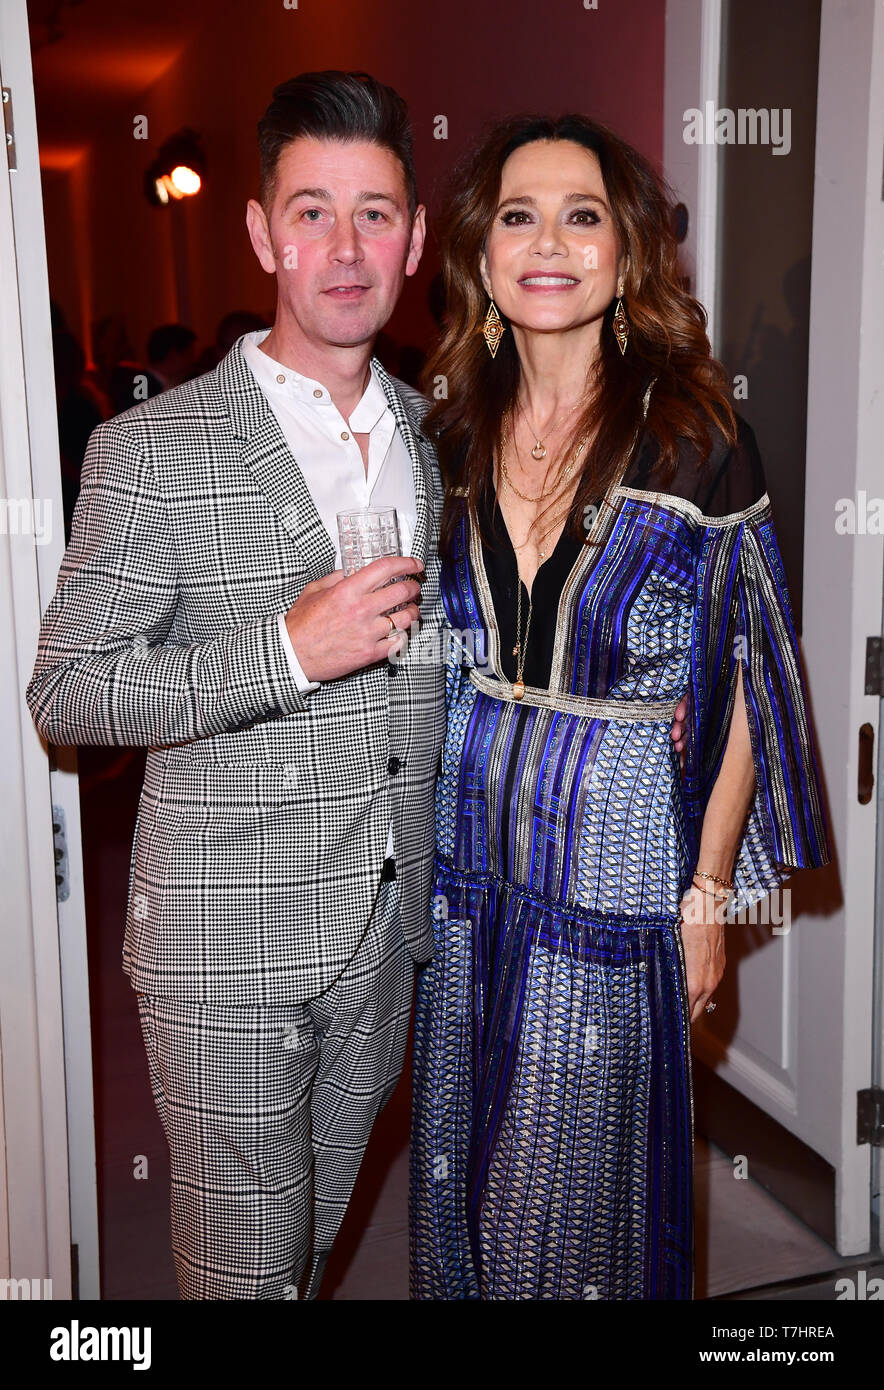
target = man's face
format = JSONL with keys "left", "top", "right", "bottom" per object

{"left": 247, "top": 136, "right": 425, "bottom": 350}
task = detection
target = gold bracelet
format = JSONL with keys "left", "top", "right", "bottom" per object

{"left": 692, "top": 874, "right": 732, "bottom": 901}
{"left": 693, "top": 868, "right": 735, "bottom": 890}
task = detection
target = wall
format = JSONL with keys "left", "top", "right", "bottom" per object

{"left": 717, "top": 0, "right": 821, "bottom": 627}
{"left": 38, "top": 0, "right": 665, "bottom": 366}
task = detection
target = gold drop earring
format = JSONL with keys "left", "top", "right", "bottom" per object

{"left": 481, "top": 296, "right": 506, "bottom": 358}
{"left": 613, "top": 275, "right": 629, "bottom": 355}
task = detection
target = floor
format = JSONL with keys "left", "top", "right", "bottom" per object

{"left": 78, "top": 746, "right": 876, "bottom": 1302}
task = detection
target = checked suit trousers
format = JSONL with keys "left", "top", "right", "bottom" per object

{"left": 135, "top": 861, "right": 413, "bottom": 1300}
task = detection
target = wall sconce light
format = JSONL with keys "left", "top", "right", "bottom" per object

{"left": 144, "top": 128, "right": 206, "bottom": 206}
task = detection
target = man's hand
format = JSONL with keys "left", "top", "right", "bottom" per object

{"left": 671, "top": 693, "right": 688, "bottom": 772}
{"left": 284, "top": 555, "right": 424, "bottom": 683}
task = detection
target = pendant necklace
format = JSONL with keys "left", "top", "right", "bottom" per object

{"left": 499, "top": 413, "right": 588, "bottom": 562}
{"left": 518, "top": 395, "right": 584, "bottom": 460}
{"left": 499, "top": 401, "right": 585, "bottom": 698}
{"left": 500, "top": 411, "right": 588, "bottom": 506}
{"left": 512, "top": 574, "right": 533, "bottom": 701}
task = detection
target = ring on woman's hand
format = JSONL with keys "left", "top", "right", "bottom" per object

{"left": 704, "top": 1000, "right": 717, "bottom": 1013}
{"left": 387, "top": 615, "right": 397, "bottom": 637}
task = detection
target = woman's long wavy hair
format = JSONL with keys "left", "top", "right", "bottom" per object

{"left": 421, "top": 114, "right": 737, "bottom": 561}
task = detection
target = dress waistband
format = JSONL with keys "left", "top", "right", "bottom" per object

{"left": 467, "top": 667, "right": 682, "bottom": 722}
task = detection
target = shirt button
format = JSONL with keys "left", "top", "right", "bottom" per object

{"left": 276, "top": 374, "right": 285, "bottom": 384}
{"left": 313, "top": 388, "right": 323, "bottom": 398}
{"left": 387, "top": 757, "right": 401, "bottom": 776}
{"left": 341, "top": 431, "right": 350, "bottom": 441}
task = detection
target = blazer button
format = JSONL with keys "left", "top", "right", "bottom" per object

{"left": 387, "top": 756, "right": 401, "bottom": 776}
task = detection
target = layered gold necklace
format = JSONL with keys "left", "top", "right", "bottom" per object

{"left": 499, "top": 408, "right": 589, "bottom": 700}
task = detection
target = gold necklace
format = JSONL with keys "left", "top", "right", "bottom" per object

{"left": 510, "top": 493, "right": 572, "bottom": 562}
{"left": 513, "top": 574, "right": 533, "bottom": 700}
{"left": 518, "top": 395, "right": 584, "bottom": 460}
{"left": 499, "top": 413, "right": 587, "bottom": 503}
{"left": 499, "top": 414, "right": 586, "bottom": 694}
{"left": 500, "top": 416, "right": 586, "bottom": 562}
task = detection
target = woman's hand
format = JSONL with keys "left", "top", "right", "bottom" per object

{"left": 678, "top": 883, "right": 727, "bottom": 1022}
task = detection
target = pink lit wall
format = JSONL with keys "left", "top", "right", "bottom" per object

{"left": 40, "top": 0, "right": 664, "bottom": 367}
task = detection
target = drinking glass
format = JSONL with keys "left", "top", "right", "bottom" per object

{"left": 336, "top": 506, "right": 401, "bottom": 576}
{"left": 336, "top": 507, "right": 409, "bottom": 613}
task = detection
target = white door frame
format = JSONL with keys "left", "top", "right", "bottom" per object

{"left": 665, "top": 0, "right": 883, "bottom": 1256}
{"left": 0, "top": 0, "right": 99, "bottom": 1298}
{"left": 664, "top": 0, "right": 723, "bottom": 344}
{"left": 807, "top": 0, "right": 884, "bottom": 1256}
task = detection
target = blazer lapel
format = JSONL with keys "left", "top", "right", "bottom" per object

{"left": 215, "top": 339, "right": 337, "bottom": 583}
{"left": 215, "top": 339, "right": 436, "bottom": 579}
{"left": 371, "top": 358, "right": 435, "bottom": 566}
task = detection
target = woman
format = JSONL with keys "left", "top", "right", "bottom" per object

{"left": 409, "top": 114, "right": 832, "bottom": 1300}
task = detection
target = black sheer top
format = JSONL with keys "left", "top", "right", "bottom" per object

{"left": 477, "top": 412, "right": 766, "bottom": 689}
{"left": 478, "top": 485, "right": 585, "bottom": 687}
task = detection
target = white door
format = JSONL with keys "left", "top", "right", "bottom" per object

{"left": 665, "top": 0, "right": 883, "bottom": 1257}
{"left": 0, "top": 0, "right": 99, "bottom": 1298}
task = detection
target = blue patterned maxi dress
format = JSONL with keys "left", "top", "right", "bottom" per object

{"left": 409, "top": 410, "right": 832, "bottom": 1300}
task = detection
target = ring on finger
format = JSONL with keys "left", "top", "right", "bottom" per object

{"left": 387, "top": 615, "right": 396, "bottom": 637}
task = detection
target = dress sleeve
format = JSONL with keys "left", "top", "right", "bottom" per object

{"left": 682, "top": 418, "right": 832, "bottom": 914}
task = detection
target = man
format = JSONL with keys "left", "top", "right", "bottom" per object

{"left": 28, "top": 70, "right": 686, "bottom": 1300}
{"left": 27, "top": 71, "right": 443, "bottom": 1300}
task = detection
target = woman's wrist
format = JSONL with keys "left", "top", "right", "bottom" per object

{"left": 680, "top": 882, "right": 730, "bottom": 928}
{"left": 692, "top": 873, "right": 732, "bottom": 901}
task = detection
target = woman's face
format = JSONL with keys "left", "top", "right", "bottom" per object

{"left": 479, "top": 139, "right": 624, "bottom": 341}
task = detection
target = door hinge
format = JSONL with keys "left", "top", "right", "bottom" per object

{"left": 864, "top": 636, "right": 884, "bottom": 695}
{"left": 2, "top": 87, "right": 16, "bottom": 171}
{"left": 857, "top": 1087, "right": 884, "bottom": 1146}
{"left": 52, "top": 803, "right": 70, "bottom": 902}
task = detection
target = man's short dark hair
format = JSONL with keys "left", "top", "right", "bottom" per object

{"left": 257, "top": 70, "right": 418, "bottom": 218}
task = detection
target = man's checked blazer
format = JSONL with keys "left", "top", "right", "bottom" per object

{"left": 26, "top": 338, "right": 447, "bottom": 1005}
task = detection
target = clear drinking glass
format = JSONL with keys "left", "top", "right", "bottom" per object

{"left": 336, "top": 506, "right": 408, "bottom": 612}
{"left": 336, "top": 506, "right": 401, "bottom": 576}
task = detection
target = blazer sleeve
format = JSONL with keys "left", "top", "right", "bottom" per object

{"left": 26, "top": 418, "right": 309, "bottom": 747}
{"left": 682, "top": 419, "right": 832, "bottom": 914}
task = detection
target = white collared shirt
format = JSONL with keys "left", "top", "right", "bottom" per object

{"left": 241, "top": 328, "right": 417, "bottom": 858}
